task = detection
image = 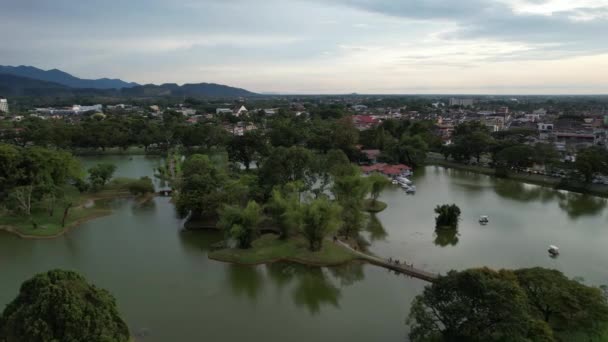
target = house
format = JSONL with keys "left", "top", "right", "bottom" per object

{"left": 361, "top": 149, "right": 381, "bottom": 163}
{"left": 361, "top": 163, "right": 412, "bottom": 177}
{"left": 351, "top": 115, "right": 380, "bottom": 130}
{"left": 233, "top": 105, "right": 248, "bottom": 117}
{"left": 352, "top": 104, "right": 368, "bottom": 112}
{"left": 216, "top": 108, "right": 233, "bottom": 115}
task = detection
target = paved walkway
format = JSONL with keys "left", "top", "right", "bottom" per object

{"left": 337, "top": 240, "right": 438, "bottom": 283}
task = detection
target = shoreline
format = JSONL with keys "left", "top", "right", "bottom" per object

{"left": 426, "top": 158, "right": 608, "bottom": 198}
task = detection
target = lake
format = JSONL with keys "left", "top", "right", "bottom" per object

{"left": 1, "top": 156, "right": 606, "bottom": 341}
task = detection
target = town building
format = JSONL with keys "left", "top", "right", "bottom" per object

{"left": 216, "top": 108, "right": 233, "bottom": 115}
{"left": 449, "top": 98, "right": 475, "bottom": 107}
{"left": 0, "top": 98, "right": 8, "bottom": 113}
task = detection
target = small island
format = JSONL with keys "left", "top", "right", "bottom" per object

{"left": 0, "top": 145, "right": 155, "bottom": 239}
{"left": 174, "top": 151, "right": 397, "bottom": 267}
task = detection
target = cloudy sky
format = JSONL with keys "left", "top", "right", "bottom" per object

{"left": 2, "top": 0, "right": 608, "bottom": 94}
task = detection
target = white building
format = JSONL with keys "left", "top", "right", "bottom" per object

{"left": 0, "top": 98, "right": 8, "bottom": 113}
{"left": 72, "top": 104, "right": 102, "bottom": 113}
{"left": 233, "top": 105, "right": 248, "bottom": 117}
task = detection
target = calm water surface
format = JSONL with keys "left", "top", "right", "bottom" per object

{"left": 1, "top": 156, "right": 606, "bottom": 341}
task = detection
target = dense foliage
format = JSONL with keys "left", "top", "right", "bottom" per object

{"left": 434, "top": 204, "right": 461, "bottom": 228}
{"left": 408, "top": 267, "right": 608, "bottom": 341}
{"left": 0, "top": 269, "right": 130, "bottom": 342}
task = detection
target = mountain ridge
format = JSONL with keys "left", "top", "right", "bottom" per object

{"left": 0, "top": 65, "right": 139, "bottom": 89}
{"left": 0, "top": 72, "right": 257, "bottom": 97}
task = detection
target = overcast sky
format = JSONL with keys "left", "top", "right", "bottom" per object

{"left": 2, "top": 0, "right": 608, "bottom": 94}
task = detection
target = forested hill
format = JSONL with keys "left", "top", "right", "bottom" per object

{"left": 0, "top": 73, "right": 257, "bottom": 97}
{"left": 122, "top": 83, "right": 257, "bottom": 97}
{"left": 0, "top": 65, "right": 138, "bottom": 89}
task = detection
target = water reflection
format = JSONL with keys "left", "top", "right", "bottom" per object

{"left": 131, "top": 198, "right": 157, "bottom": 214}
{"left": 494, "top": 181, "right": 558, "bottom": 203}
{"left": 265, "top": 263, "right": 364, "bottom": 315}
{"left": 327, "top": 262, "right": 365, "bottom": 287}
{"left": 366, "top": 215, "right": 387, "bottom": 242}
{"left": 292, "top": 267, "right": 341, "bottom": 315}
{"left": 557, "top": 193, "right": 607, "bottom": 219}
{"left": 434, "top": 228, "right": 459, "bottom": 247}
{"left": 178, "top": 230, "right": 222, "bottom": 254}
{"left": 227, "top": 264, "right": 264, "bottom": 301}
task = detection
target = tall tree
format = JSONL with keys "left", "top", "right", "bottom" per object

{"left": 176, "top": 154, "right": 227, "bottom": 220}
{"left": 332, "top": 170, "right": 370, "bottom": 237}
{"left": 300, "top": 197, "right": 342, "bottom": 251}
{"left": 218, "top": 200, "right": 263, "bottom": 249}
{"left": 0, "top": 270, "right": 130, "bottom": 342}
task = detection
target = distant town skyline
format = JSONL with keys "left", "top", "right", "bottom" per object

{"left": 2, "top": 0, "right": 608, "bottom": 94}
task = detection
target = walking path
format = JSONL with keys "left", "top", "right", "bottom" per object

{"left": 336, "top": 240, "right": 439, "bottom": 283}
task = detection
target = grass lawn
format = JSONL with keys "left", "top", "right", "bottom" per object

{"left": 209, "top": 234, "right": 360, "bottom": 266}
{"left": 363, "top": 199, "right": 388, "bottom": 213}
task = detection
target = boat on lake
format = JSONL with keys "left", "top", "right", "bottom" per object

{"left": 548, "top": 245, "right": 560, "bottom": 256}
{"left": 479, "top": 216, "right": 489, "bottom": 224}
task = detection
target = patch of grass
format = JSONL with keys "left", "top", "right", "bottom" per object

{"left": 209, "top": 234, "right": 359, "bottom": 266}
{"left": 363, "top": 199, "right": 388, "bottom": 213}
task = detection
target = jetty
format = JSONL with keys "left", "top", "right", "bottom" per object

{"left": 337, "top": 241, "right": 439, "bottom": 283}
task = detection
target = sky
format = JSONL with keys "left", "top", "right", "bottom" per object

{"left": 2, "top": 0, "right": 608, "bottom": 94}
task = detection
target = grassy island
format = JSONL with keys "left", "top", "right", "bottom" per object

{"left": 209, "top": 234, "right": 360, "bottom": 266}
{"left": 0, "top": 175, "right": 154, "bottom": 239}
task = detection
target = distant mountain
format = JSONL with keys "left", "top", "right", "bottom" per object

{"left": 0, "top": 65, "right": 139, "bottom": 89}
{"left": 122, "top": 82, "right": 257, "bottom": 97}
{"left": 0, "top": 73, "right": 72, "bottom": 96}
{"left": 0, "top": 73, "right": 257, "bottom": 98}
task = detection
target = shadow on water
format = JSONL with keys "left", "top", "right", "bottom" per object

{"left": 366, "top": 214, "right": 388, "bottom": 242}
{"left": 434, "top": 227, "right": 460, "bottom": 247}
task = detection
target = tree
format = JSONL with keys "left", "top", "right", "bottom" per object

{"left": 176, "top": 154, "right": 227, "bottom": 220}
{"left": 514, "top": 268, "right": 608, "bottom": 338}
{"left": 258, "top": 146, "right": 314, "bottom": 195}
{"left": 407, "top": 268, "right": 553, "bottom": 341}
{"left": 368, "top": 173, "right": 390, "bottom": 205}
{"left": 575, "top": 146, "right": 608, "bottom": 183}
{"left": 434, "top": 204, "right": 461, "bottom": 228}
{"left": 218, "top": 200, "right": 263, "bottom": 249}
{"left": 266, "top": 183, "right": 302, "bottom": 240}
{"left": 0, "top": 269, "right": 130, "bottom": 342}
{"left": 88, "top": 163, "right": 117, "bottom": 189}
{"left": 300, "top": 197, "right": 342, "bottom": 251}
{"left": 226, "top": 130, "right": 266, "bottom": 170}
{"left": 332, "top": 171, "right": 370, "bottom": 237}
{"left": 495, "top": 144, "right": 535, "bottom": 169}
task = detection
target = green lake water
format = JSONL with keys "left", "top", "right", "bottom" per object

{"left": 1, "top": 156, "right": 606, "bottom": 341}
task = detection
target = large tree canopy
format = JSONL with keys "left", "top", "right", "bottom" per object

{"left": 408, "top": 267, "right": 608, "bottom": 341}
{"left": 408, "top": 268, "right": 552, "bottom": 341}
{"left": 0, "top": 269, "right": 130, "bottom": 342}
